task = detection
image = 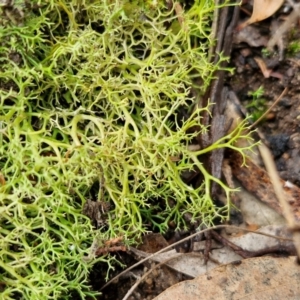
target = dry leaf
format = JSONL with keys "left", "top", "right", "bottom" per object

{"left": 254, "top": 56, "right": 272, "bottom": 78}
{"left": 154, "top": 256, "right": 300, "bottom": 300}
{"left": 238, "top": 0, "right": 284, "bottom": 30}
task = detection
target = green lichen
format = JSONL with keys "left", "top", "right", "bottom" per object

{"left": 0, "top": 0, "right": 254, "bottom": 298}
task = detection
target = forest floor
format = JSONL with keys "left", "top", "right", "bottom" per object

{"left": 94, "top": 4, "right": 300, "bottom": 300}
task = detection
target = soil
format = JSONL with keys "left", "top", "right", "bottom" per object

{"left": 228, "top": 47, "right": 300, "bottom": 186}
{"left": 92, "top": 5, "right": 300, "bottom": 300}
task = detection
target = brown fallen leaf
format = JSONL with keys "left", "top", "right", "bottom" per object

{"left": 238, "top": 0, "right": 284, "bottom": 30}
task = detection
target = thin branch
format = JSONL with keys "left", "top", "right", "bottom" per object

{"left": 259, "top": 143, "right": 300, "bottom": 258}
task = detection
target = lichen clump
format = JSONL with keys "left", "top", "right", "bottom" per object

{"left": 0, "top": 1, "right": 250, "bottom": 298}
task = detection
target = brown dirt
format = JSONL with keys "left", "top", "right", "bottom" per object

{"left": 228, "top": 42, "right": 300, "bottom": 186}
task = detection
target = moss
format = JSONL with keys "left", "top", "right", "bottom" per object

{"left": 246, "top": 86, "right": 266, "bottom": 122}
{"left": 0, "top": 0, "right": 254, "bottom": 298}
{"left": 287, "top": 40, "right": 300, "bottom": 56}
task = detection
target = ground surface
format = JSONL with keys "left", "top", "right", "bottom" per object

{"left": 94, "top": 6, "right": 300, "bottom": 300}
{"left": 229, "top": 51, "right": 300, "bottom": 186}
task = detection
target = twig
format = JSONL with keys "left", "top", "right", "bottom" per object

{"left": 210, "top": 230, "right": 254, "bottom": 258}
{"left": 100, "top": 224, "right": 293, "bottom": 291}
{"left": 211, "top": 229, "right": 296, "bottom": 258}
{"left": 249, "top": 87, "right": 288, "bottom": 130}
{"left": 259, "top": 143, "right": 300, "bottom": 258}
{"left": 204, "top": 230, "right": 212, "bottom": 263}
{"left": 208, "top": 0, "right": 220, "bottom": 63}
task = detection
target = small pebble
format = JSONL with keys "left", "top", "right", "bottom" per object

{"left": 267, "top": 134, "right": 290, "bottom": 158}
{"left": 286, "top": 67, "right": 294, "bottom": 77}
{"left": 282, "top": 152, "right": 290, "bottom": 160}
{"left": 240, "top": 48, "right": 252, "bottom": 57}
{"left": 279, "top": 98, "right": 292, "bottom": 108}
{"left": 145, "top": 278, "right": 153, "bottom": 286}
{"left": 266, "top": 112, "right": 276, "bottom": 120}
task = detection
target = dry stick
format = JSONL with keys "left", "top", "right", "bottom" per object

{"left": 100, "top": 224, "right": 293, "bottom": 291}
{"left": 249, "top": 87, "right": 288, "bottom": 130}
{"left": 259, "top": 144, "right": 300, "bottom": 258}
{"left": 207, "top": 0, "right": 220, "bottom": 63}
